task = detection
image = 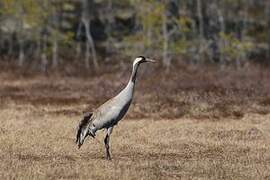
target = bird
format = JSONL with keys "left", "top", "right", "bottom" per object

{"left": 75, "top": 56, "right": 156, "bottom": 160}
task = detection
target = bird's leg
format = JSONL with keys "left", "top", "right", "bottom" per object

{"left": 104, "top": 127, "right": 113, "bottom": 160}
{"left": 104, "top": 134, "right": 111, "bottom": 160}
{"left": 88, "top": 129, "right": 96, "bottom": 138}
{"left": 88, "top": 123, "right": 96, "bottom": 138}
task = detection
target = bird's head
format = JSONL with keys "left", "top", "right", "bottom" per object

{"left": 133, "top": 56, "right": 156, "bottom": 66}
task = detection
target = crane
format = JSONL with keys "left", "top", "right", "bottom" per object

{"left": 76, "top": 56, "right": 156, "bottom": 160}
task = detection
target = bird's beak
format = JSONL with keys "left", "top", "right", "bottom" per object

{"left": 145, "top": 58, "right": 156, "bottom": 63}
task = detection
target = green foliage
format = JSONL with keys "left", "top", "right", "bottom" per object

{"left": 0, "top": 0, "right": 269, "bottom": 67}
{"left": 170, "top": 39, "right": 191, "bottom": 54}
{"left": 122, "top": 32, "right": 144, "bottom": 57}
{"left": 219, "top": 32, "right": 254, "bottom": 61}
{"left": 62, "top": 32, "right": 75, "bottom": 46}
{"left": 178, "top": 16, "right": 192, "bottom": 34}
{"left": 1, "top": 0, "right": 48, "bottom": 29}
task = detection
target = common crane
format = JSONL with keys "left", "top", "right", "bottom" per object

{"left": 75, "top": 56, "right": 155, "bottom": 160}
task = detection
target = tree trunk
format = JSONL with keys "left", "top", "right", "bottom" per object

{"left": 196, "top": 0, "right": 204, "bottom": 64}
{"left": 8, "top": 35, "right": 14, "bottom": 56}
{"left": 41, "top": 53, "right": 48, "bottom": 74}
{"left": 35, "top": 36, "right": 41, "bottom": 60}
{"left": 85, "top": 40, "right": 90, "bottom": 69}
{"left": 41, "top": 33, "right": 48, "bottom": 73}
{"left": 76, "top": 42, "right": 82, "bottom": 59}
{"left": 52, "top": 39, "right": 58, "bottom": 68}
{"left": 162, "top": 10, "right": 170, "bottom": 70}
{"left": 238, "top": 1, "right": 249, "bottom": 69}
{"left": 81, "top": 0, "right": 99, "bottom": 71}
{"left": 217, "top": 1, "right": 226, "bottom": 69}
{"left": 18, "top": 40, "right": 24, "bottom": 67}
{"left": 76, "top": 22, "right": 83, "bottom": 59}
{"left": 83, "top": 20, "right": 99, "bottom": 70}
{"left": 105, "top": 0, "right": 113, "bottom": 55}
{"left": 266, "top": 2, "right": 270, "bottom": 60}
{"left": 17, "top": 4, "right": 25, "bottom": 66}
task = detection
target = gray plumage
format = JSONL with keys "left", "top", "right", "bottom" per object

{"left": 75, "top": 56, "right": 155, "bottom": 160}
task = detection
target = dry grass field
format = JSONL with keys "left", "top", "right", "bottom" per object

{"left": 1, "top": 65, "right": 270, "bottom": 179}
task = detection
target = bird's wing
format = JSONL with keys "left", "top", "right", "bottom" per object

{"left": 76, "top": 112, "right": 93, "bottom": 148}
{"left": 93, "top": 98, "right": 123, "bottom": 126}
{"left": 92, "top": 97, "right": 131, "bottom": 129}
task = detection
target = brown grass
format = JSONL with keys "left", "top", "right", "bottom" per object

{"left": 1, "top": 63, "right": 270, "bottom": 120}
{"left": 1, "top": 106, "right": 270, "bottom": 179}
{"left": 1, "top": 64, "right": 270, "bottom": 179}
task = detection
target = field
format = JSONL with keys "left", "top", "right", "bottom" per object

{"left": 1, "top": 65, "right": 270, "bottom": 179}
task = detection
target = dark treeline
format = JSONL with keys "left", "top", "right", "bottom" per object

{"left": 0, "top": 0, "right": 269, "bottom": 72}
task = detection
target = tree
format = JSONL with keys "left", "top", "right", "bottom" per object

{"left": 80, "top": 0, "right": 99, "bottom": 70}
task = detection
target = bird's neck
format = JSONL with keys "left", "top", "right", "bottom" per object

{"left": 123, "top": 62, "right": 140, "bottom": 95}
{"left": 129, "top": 63, "right": 140, "bottom": 84}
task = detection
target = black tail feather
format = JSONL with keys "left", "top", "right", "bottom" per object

{"left": 76, "top": 112, "right": 93, "bottom": 147}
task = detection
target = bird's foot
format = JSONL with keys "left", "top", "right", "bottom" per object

{"left": 105, "top": 150, "right": 112, "bottom": 160}
{"left": 106, "top": 155, "right": 112, "bottom": 161}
